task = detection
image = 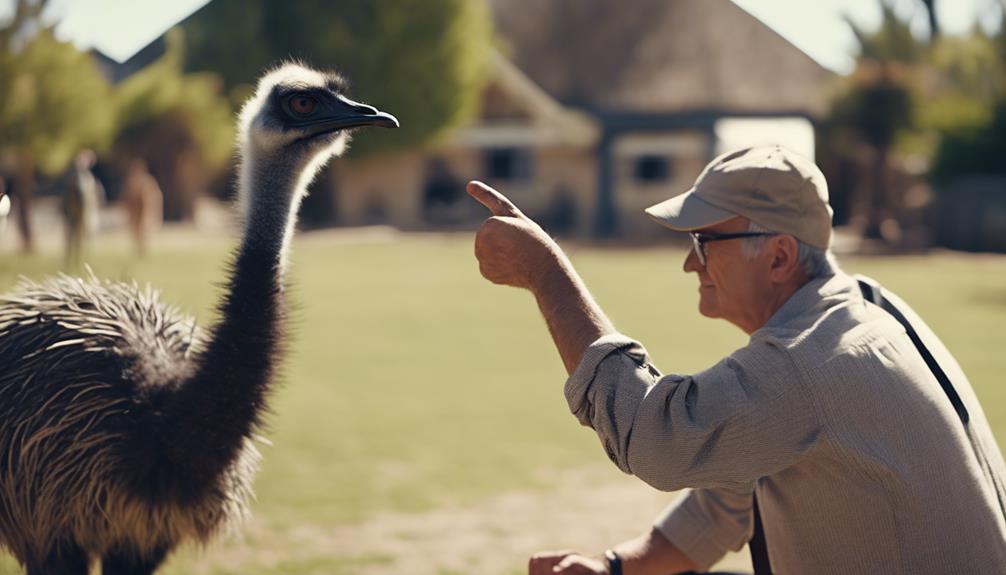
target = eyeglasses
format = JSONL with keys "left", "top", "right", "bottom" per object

{"left": 689, "top": 231, "right": 777, "bottom": 267}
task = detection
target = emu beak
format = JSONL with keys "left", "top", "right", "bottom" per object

{"left": 302, "top": 94, "right": 399, "bottom": 138}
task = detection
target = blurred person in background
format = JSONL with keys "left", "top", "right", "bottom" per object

{"left": 62, "top": 149, "right": 103, "bottom": 267}
{"left": 121, "top": 157, "right": 163, "bottom": 256}
{"left": 7, "top": 153, "right": 37, "bottom": 254}
{"left": 469, "top": 146, "right": 1006, "bottom": 575}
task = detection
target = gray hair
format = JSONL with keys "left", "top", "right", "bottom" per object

{"left": 742, "top": 221, "right": 839, "bottom": 278}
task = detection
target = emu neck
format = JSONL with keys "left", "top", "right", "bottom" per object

{"left": 239, "top": 150, "right": 314, "bottom": 274}
{"left": 159, "top": 148, "right": 316, "bottom": 503}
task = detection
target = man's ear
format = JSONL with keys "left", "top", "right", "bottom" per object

{"left": 768, "top": 235, "right": 801, "bottom": 283}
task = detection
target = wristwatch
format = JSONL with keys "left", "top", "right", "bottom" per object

{"left": 604, "top": 549, "right": 623, "bottom": 575}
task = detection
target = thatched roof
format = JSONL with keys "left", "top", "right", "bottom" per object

{"left": 488, "top": 0, "right": 835, "bottom": 117}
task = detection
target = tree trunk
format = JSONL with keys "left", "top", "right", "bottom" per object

{"left": 921, "top": 0, "right": 939, "bottom": 41}
{"left": 865, "top": 145, "right": 889, "bottom": 240}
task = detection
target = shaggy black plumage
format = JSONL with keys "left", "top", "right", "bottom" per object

{"left": 0, "top": 63, "right": 396, "bottom": 575}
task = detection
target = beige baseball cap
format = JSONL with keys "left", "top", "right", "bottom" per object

{"left": 644, "top": 146, "right": 834, "bottom": 249}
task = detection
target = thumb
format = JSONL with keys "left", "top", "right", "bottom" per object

{"left": 467, "top": 180, "right": 522, "bottom": 218}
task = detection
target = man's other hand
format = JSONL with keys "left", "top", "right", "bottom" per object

{"left": 468, "top": 180, "right": 560, "bottom": 290}
{"left": 528, "top": 550, "right": 608, "bottom": 575}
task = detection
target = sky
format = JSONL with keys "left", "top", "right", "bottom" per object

{"left": 2, "top": 0, "right": 1003, "bottom": 74}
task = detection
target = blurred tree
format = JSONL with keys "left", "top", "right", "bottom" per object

{"left": 943, "top": 26, "right": 1003, "bottom": 93}
{"left": 925, "top": 18, "right": 1006, "bottom": 182}
{"left": 0, "top": 29, "right": 115, "bottom": 174}
{"left": 922, "top": 29, "right": 1004, "bottom": 136}
{"left": 827, "top": 2, "right": 924, "bottom": 239}
{"left": 833, "top": 0, "right": 1006, "bottom": 250}
{"left": 829, "top": 60, "right": 917, "bottom": 239}
{"left": 930, "top": 101, "right": 1006, "bottom": 182}
{"left": 0, "top": 0, "right": 115, "bottom": 251}
{"left": 181, "top": 0, "right": 492, "bottom": 157}
{"left": 113, "top": 28, "right": 234, "bottom": 220}
{"left": 844, "top": 1, "right": 928, "bottom": 65}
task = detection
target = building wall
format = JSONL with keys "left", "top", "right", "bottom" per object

{"left": 482, "top": 146, "right": 597, "bottom": 236}
{"left": 611, "top": 130, "right": 710, "bottom": 236}
{"left": 330, "top": 143, "right": 598, "bottom": 236}
{"left": 331, "top": 151, "right": 427, "bottom": 228}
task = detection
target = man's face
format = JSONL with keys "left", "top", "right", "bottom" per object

{"left": 682, "top": 216, "right": 775, "bottom": 333}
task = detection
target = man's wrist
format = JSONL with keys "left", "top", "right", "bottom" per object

{"left": 526, "top": 242, "right": 567, "bottom": 292}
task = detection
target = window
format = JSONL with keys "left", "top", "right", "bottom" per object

{"left": 485, "top": 148, "right": 534, "bottom": 182}
{"left": 634, "top": 155, "right": 671, "bottom": 183}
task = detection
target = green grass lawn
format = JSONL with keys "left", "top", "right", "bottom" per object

{"left": 1, "top": 232, "right": 1005, "bottom": 574}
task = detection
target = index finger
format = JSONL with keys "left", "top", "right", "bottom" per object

{"left": 467, "top": 180, "right": 522, "bottom": 218}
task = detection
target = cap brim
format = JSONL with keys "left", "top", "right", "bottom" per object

{"left": 644, "top": 190, "right": 737, "bottom": 231}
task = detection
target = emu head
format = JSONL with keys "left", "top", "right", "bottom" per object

{"left": 238, "top": 62, "right": 398, "bottom": 165}
{"left": 234, "top": 63, "right": 398, "bottom": 220}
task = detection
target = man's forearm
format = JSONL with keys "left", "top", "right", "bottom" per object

{"left": 465, "top": 180, "right": 616, "bottom": 376}
{"left": 531, "top": 250, "right": 615, "bottom": 375}
{"left": 614, "top": 527, "right": 702, "bottom": 575}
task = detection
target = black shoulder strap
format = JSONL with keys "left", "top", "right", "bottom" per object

{"left": 856, "top": 276, "right": 970, "bottom": 425}
{"left": 748, "top": 276, "right": 972, "bottom": 575}
{"left": 749, "top": 494, "right": 772, "bottom": 575}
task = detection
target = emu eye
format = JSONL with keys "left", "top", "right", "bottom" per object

{"left": 288, "top": 94, "right": 317, "bottom": 116}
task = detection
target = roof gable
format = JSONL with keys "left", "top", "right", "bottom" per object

{"left": 489, "top": 0, "right": 835, "bottom": 117}
{"left": 453, "top": 51, "right": 598, "bottom": 147}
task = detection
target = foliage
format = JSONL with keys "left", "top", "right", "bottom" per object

{"left": 928, "top": 30, "right": 1005, "bottom": 105}
{"left": 113, "top": 28, "right": 234, "bottom": 170}
{"left": 830, "top": 60, "right": 917, "bottom": 151}
{"left": 826, "top": 0, "right": 1006, "bottom": 238}
{"left": 844, "top": 1, "right": 928, "bottom": 65}
{"left": 0, "top": 27, "right": 115, "bottom": 175}
{"left": 929, "top": 101, "right": 1006, "bottom": 182}
{"left": 924, "top": 21, "right": 1006, "bottom": 184}
{"left": 0, "top": 0, "right": 233, "bottom": 179}
{"left": 828, "top": 0, "right": 930, "bottom": 161}
{"left": 181, "top": 0, "right": 493, "bottom": 156}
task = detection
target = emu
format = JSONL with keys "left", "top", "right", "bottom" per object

{"left": 0, "top": 63, "right": 397, "bottom": 575}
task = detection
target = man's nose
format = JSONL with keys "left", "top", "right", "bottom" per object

{"left": 683, "top": 246, "right": 702, "bottom": 273}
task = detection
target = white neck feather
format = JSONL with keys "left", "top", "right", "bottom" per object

{"left": 236, "top": 147, "right": 333, "bottom": 278}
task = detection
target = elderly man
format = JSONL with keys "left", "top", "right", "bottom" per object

{"left": 469, "top": 146, "right": 1006, "bottom": 575}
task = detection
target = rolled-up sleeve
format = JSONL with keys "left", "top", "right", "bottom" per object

{"left": 564, "top": 333, "right": 820, "bottom": 492}
{"left": 655, "top": 486, "right": 755, "bottom": 569}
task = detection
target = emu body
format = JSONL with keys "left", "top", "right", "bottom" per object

{"left": 0, "top": 277, "right": 259, "bottom": 572}
{"left": 0, "top": 63, "right": 396, "bottom": 575}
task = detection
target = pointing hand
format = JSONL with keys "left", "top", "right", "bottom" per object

{"left": 468, "top": 181, "right": 561, "bottom": 290}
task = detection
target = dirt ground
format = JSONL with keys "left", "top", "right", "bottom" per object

{"left": 188, "top": 466, "right": 753, "bottom": 575}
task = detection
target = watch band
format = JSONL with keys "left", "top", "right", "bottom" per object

{"left": 604, "top": 549, "right": 623, "bottom": 575}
